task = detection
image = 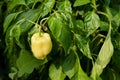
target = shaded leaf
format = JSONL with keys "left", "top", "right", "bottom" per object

{"left": 8, "top": 0, "right": 26, "bottom": 11}
{"left": 5, "top": 23, "right": 25, "bottom": 54}
{"left": 49, "top": 64, "right": 66, "bottom": 80}
{"left": 48, "top": 12, "right": 72, "bottom": 54}
{"left": 112, "top": 49, "right": 120, "bottom": 69}
{"left": 101, "top": 68, "right": 116, "bottom": 80}
{"left": 4, "top": 12, "right": 18, "bottom": 33}
{"left": 9, "top": 67, "right": 18, "bottom": 80}
{"left": 73, "top": 20, "right": 92, "bottom": 59}
{"left": 100, "top": 21, "right": 109, "bottom": 31}
{"left": 5, "top": 25, "right": 14, "bottom": 54}
{"left": 17, "top": 9, "right": 40, "bottom": 34}
{"left": 74, "top": 0, "right": 90, "bottom": 7}
{"left": 62, "top": 50, "right": 76, "bottom": 78}
{"left": 113, "top": 11, "right": 120, "bottom": 26}
{"left": 63, "top": 46, "right": 90, "bottom": 80}
{"left": 74, "top": 20, "right": 85, "bottom": 34}
{"left": 75, "top": 34, "right": 92, "bottom": 59}
{"left": 17, "top": 49, "right": 48, "bottom": 77}
{"left": 72, "top": 46, "right": 90, "bottom": 80}
{"left": 104, "top": 0, "right": 110, "bottom": 5}
{"left": 12, "top": 24, "right": 24, "bottom": 48}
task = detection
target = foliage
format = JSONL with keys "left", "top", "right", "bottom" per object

{"left": 0, "top": 0, "right": 120, "bottom": 80}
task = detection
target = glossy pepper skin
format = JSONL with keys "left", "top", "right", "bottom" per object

{"left": 31, "top": 32, "right": 52, "bottom": 59}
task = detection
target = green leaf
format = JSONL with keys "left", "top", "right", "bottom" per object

{"left": 3, "top": 12, "right": 22, "bottom": 33}
{"left": 62, "top": 49, "right": 77, "bottom": 79}
{"left": 6, "top": 9, "right": 41, "bottom": 49}
{"left": 100, "top": 21, "right": 109, "bottom": 31}
{"left": 12, "top": 24, "right": 21, "bottom": 45}
{"left": 73, "top": 20, "right": 92, "bottom": 59}
{"left": 5, "top": 23, "right": 25, "bottom": 53}
{"left": 84, "top": 11, "right": 100, "bottom": 37}
{"left": 17, "top": 9, "right": 40, "bottom": 34}
{"left": 72, "top": 46, "right": 90, "bottom": 80}
{"left": 112, "top": 49, "right": 120, "bottom": 69}
{"left": 105, "top": 6, "right": 113, "bottom": 20}
{"left": 25, "top": 0, "right": 43, "bottom": 7}
{"left": 91, "top": 28, "right": 114, "bottom": 79}
{"left": 48, "top": 12, "right": 73, "bottom": 54}
{"left": 26, "top": 0, "right": 35, "bottom": 5}
{"left": 12, "top": 24, "right": 26, "bottom": 49}
{"left": 8, "top": 0, "right": 26, "bottom": 11}
{"left": 5, "top": 25, "right": 14, "bottom": 54}
{"left": 26, "top": 0, "right": 42, "bottom": 5}
{"left": 9, "top": 67, "right": 18, "bottom": 80}
{"left": 113, "top": 11, "right": 120, "bottom": 26}
{"left": 101, "top": 68, "right": 116, "bottom": 80}
{"left": 111, "top": 34, "right": 120, "bottom": 70}
{"left": 62, "top": 46, "right": 90, "bottom": 80}
{"left": 49, "top": 64, "right": 66, "bottom": 80}
{"left": 104, "top": 0, "right": 110, "bottom": 5}
{"left": 74, "top": 20, "right": 85, "bottom": 34}
{"left": 4, "top": 13, "right": 17, "bottom": 33}
{"left": 57, "top": 0, "right": 72, "bottom": 13}
{"left": 112, "top": 33, "right": 120, "bottom": 49}
{"left": 38, "top": 0, "right": 55, "bottom": 17}
{"left": 17, "top": 49, "right": 48, "bottom": 77}
{"left": 74, "top": 0, "right": 90, "bottom": 7}
{"left": 75, "top": 34, "right": 92, "bottom": 59}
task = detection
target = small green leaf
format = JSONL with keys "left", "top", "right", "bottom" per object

{"left": 9, "top": 67, "right": 18, "bottom": 80}
{"left": 74, "top": 0, "right": 90, "bottom": 7}
{"left": 74, "top": 20, "right": 85, "bottom": 34}
{"left": 26, "top": 0, "right": 42, "bottom": 5}
{"left": 57, "top": 0, "right": 72, "bottom": 13}
{"left": 100, "top": 21, "right": 109, "bottom": 31}
{"left": 112, "top": 33, "right": 120, "bottom": 50}
{"left": 26, "top": 0, "right": 35, "bottom": 5}
{"left": 104, "top": 0, "right": 110, "bottom": 5}
{"left": 105, "top": 6, "right": 113, "bottom": 20}
{"left": 49, "top": 64, "right": 66, "bottom": 80}
{"left": 113, "top": 11, "right": 120, "bottom": 26}
{"left": 75, "top": 34, "right": 92, "bottom": 59}
{"left": 84, "top": 11, "right": 100, "bottom": 37}
{"left": 17, "top": 49, "right": 48, "bottom": 77}
{"left": 38, "top": 0, "right": 55, "bottom": 17}
{"left": 12, "top": 24, "right": 24, "bottom": 48}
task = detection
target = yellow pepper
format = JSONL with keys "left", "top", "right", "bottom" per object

{"left": 31, "top": 32, "right": 52, "bottom": 59}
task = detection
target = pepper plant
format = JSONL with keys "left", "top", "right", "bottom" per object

{"left": 1, "top": 0, "right": 120, "bottom": 80}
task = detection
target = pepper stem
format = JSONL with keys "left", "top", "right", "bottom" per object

{"left": 38, "top": 25, "right": 43, "bottom": 37}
